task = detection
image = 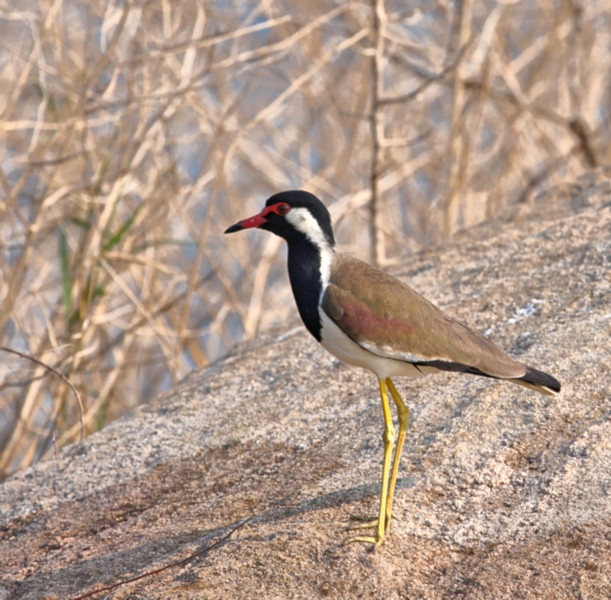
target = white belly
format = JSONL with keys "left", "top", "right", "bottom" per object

{"left": 319, "top": 309, "right": 430, "bottom": 380}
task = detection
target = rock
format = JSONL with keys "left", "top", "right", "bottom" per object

{"left": 0, "top": 169, "right": 609, "bottom": 599}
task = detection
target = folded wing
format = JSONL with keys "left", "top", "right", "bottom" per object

{"left": 321, "top": 254, "right": 559, "bottom": 395}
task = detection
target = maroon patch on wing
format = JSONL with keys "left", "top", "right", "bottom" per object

{"left": 325, "top": 286, "right": 413, "bottom": 347}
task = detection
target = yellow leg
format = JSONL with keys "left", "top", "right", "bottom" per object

{"left": 384, "top": 377, "right": 410, "bottom": 532}
{"left": 344, "top": 378, "right": 395, "bottom": 547}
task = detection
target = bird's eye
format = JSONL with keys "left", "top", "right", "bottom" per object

{"left": 275, "top": 203, "right": 290, "bottom": 216}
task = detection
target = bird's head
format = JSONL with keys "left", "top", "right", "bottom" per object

{"left": 224, "top": 190, "right": 335, "bottom": 248}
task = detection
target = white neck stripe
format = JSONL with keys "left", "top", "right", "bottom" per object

{"left": 285, "top": 207, "right": 333, "bottom": 296}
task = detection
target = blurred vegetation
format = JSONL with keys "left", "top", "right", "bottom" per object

{"left": 0, "top": 0, "right": 608, "bottom": 477}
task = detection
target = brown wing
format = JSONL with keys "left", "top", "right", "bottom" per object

{"left": 321, "top": 254, "right": 526, "bottom": 379}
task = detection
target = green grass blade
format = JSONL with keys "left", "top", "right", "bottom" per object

{"left": 59, "top": 226, "right": 72, "bottom": 317}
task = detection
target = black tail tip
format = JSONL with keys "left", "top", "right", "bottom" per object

{"left": 520, "top": 365, "right": 561, "bottom": 394}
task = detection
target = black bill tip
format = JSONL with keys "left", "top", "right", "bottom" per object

{"left": 224, "top": 223, "right": 243, "bottom": 234}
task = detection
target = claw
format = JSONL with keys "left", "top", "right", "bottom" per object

{"left": 342, "top": 534, "right": 383, "bottom": 548}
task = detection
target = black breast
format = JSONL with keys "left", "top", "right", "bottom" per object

{"left": 287, "top": 241, "right": 324, "bottom": 341}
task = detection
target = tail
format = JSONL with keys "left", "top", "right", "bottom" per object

{"left": 419, "top": 360, "right": 561, "bottom": 396}
{"left": 512, "top": 365, "right": 561, "bottom": 396}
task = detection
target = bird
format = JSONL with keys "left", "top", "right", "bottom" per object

{"left": 224, "top": 190, "right": 561, "bottom": 548}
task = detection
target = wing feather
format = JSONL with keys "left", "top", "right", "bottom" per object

{"left": 321, "top": 254, "right": 526, "bottom": 379}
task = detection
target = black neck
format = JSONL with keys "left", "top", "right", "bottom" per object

{"left": 287, "top": 239, "right": 325, "bottom": 341}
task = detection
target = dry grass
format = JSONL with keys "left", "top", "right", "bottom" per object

{"left": 0, "top": 0, "right": 608, "bottom": 477}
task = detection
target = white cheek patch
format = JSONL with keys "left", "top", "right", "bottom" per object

{"left": 286, "top": 208, "right": 327, "bottom": 243}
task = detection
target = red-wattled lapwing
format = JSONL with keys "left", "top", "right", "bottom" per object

{"left": 225, "top": 190, "right": 561, "bottom": 548}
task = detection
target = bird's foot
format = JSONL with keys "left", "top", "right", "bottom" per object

{"left": 346, "top": 513, "right": 392, "bottom": 533}
{"left": 341, "top": 533, "right": 384, "bottom": 548}
{"left": 340, "top": 514, "right": 390, "bottom": 548}
{"left": 345, "top": 515, "right": 378, "bottom": 531}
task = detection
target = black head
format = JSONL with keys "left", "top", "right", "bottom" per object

{"left": 224, "top": 190, "right": 335, "bottom": 248}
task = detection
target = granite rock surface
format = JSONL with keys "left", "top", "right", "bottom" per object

{"left": 0, "top": 169, "right": 609, "bottom": 600}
